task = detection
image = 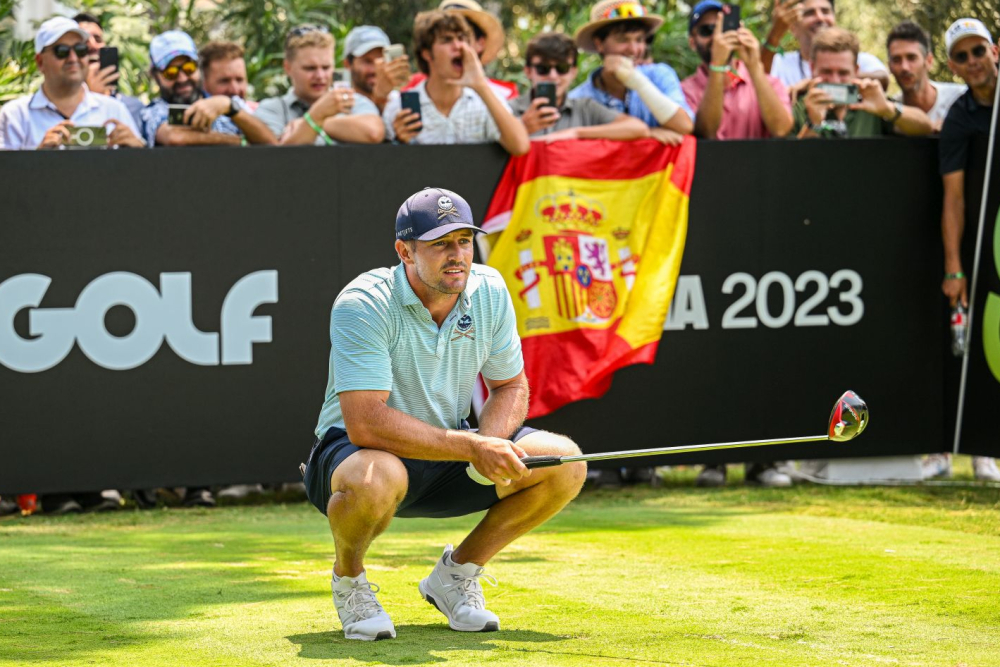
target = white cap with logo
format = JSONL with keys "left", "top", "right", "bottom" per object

{"left": 945, "top": 18, "right": 994, "bottom": 56}
{"left": 34, "top": 16, "right": 90, "bottom": 54}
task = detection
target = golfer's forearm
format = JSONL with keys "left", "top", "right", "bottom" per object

{"left": 343, "top": 400, "right": 476, "bottom": 461}
{"left": 476, "top": 381, "right": 529, "bottom": 440}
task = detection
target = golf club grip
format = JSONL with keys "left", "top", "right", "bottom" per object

{"left": 521, "top": 455, "right": 563, "bottom": 469}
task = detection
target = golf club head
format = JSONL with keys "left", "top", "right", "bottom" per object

{"left": 828, "top": 390, "right": 869, "bottom": 442}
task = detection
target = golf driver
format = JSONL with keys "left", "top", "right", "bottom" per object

{"left": 467, "top": 390, "right": 869, "bottom": 485}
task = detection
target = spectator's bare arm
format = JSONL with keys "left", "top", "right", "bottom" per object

{"left": 155, "top": 123, "right": 241, "bottom": 146}
{"left": 106, "top": 119, "right": 144, "bottom": 147}
{"left": 694, "top": 20, "right": 738, "bottom": 139}
{"left": 763, "top": 0, "right": 802, "bottom": 73}
{"left": 322, "top": 113, "right": 385, "bottom": 144}
{"left": 737, "top": 28, "right": 793, "bottom": 137}
{"left": 850, "top": 77, "right": 931, "bottom": 136}
{"left": 451, "top": 42, "right": 529, "bottom": 156}
{"left": 941, "top": 170, "right": 967, "bottom": 307}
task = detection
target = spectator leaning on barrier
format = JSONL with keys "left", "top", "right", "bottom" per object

{"left": 143, "top": 31, "right": 274, "bottom": 147}
{"left": 72, "top": 12, "right": 145, "bottom": 129}
{"left": 344, "top": 26, "right": 410, "bottom": 114}
{"left": 254, "top": 25, "right": 384, "bottom": 146}
{"left": 681, "top": 0, "right": 793, "bottom": 140}
{"left": 763, "top": 0, "right": 888, "bottom": 91}
{"left": 936, "top": 19, "right": 1000, "bottom": 483}
{"left": 791, "top": 27, "right": 932, "bottom": 139}
{"left": 887, "top": 21, "right": 967, "bottom": 134}
{"left": 383, "top": 11, "right": 529, "bottom": 155}
{"left": 567, "top": 0, "right": 694, "bottom": 135}
{"left": 200, "top": 41, "right": 264, "bottom": 119}
{"left": 511, "top": 32, "right": 649, "bottom": 142}
{"left": 0, "top": 17, "right": 143, "bottom": 150}
{"left": 402, "top": 0, "right": 517, "bottom": 101}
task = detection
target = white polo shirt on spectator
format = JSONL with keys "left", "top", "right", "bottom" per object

{"left": 0, "top": 85, "right": 143, "bottom": 150}
{"left": 382, "top": 81, "right": 504, "bottom": 144}
{"left": 769, "top": 50, "right": 888, "bottom": 88}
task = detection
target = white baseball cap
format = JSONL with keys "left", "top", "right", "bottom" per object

{"left": 945, "top": 18, "right": 994, "bottom": 56}
{"left": 34, "top": 16, "right": 90, "bottom": 54}
{"left": 343, "top": 26, "right": 391, "bottom": 58}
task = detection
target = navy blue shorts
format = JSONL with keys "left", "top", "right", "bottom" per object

{"left": 304, "top": 423, "right": 538, "bottom": 519}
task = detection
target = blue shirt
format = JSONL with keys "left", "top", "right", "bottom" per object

{"left": 568, "top": 63, "right": 693, "bottom": 128}
{"left": 141, "top": 93, "right": 241, "bottom": 147}
{"left": 0, "top": 86, "right": 143, "bottom": 150}
{"left": 315, "top": 262, "right": 524, "bottom": 437}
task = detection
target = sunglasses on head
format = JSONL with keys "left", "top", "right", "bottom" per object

{"left": 289, "top": 24, "right": 329, "bottom": 38}
{"left": 48, "top": 42, "right": 89, "bottom": 60}
{"left": 695, "top": 23, "right": 716, "bottom": 38}
{"left": 160, "top": 60, "right": 198, "bottom": 80}
{"left": 531, "top": 61, "right": 572, "bottom": 75}
{"left": 951, "top": 44, "right": 988, "bottom": 64}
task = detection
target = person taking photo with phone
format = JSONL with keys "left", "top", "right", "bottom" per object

{"left": 142, "top": 30, "right": 275, "bottom": 147}
{"left": 383, "top": 11, "right": 529, "bottom": 155}
{"left": 0, "top": 17, "right": 143, "bottom": 149}
{"left": 254, "top": 25, "right": 384, "bottom": 146}
{"left": 510, "top": 32, "right": 648, "bottom": 142}
{"left": 681, "top": 1, "right": 793, "bottom": 140}
{"left": 791, "top": 27, "right": 931, "bottom": 138}
{"left": 71, "top": 12, "right": 145, "bottom": 129}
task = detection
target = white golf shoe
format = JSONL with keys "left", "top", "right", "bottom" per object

{"left": 418, "top": 544, "right": 500, "bottom": 632}
{"left": 331, "top": 569, "right": 396, "bottom": 641}
{"left": 973, "top": 457, "right": 1000, "bottom": 482}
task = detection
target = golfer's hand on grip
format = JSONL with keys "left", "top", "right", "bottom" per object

{"left": 469, "top": 436, "right": 529, "bottom": 486}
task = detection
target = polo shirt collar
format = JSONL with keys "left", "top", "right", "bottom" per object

{"left": 393, "top": 262, "right": 481, "bottom": 311}
{"left": 283, "top": 88, "right": 310, "bottom": 111}
{"left": 29, "top": 84, "right": 98, "bottom": 114}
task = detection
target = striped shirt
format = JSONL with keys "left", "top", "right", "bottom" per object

{"left": 314, "top": 262, "right": 524, "bottom": 437}
{"left": 382, "top": 81, "right": 507, "bottom": 144}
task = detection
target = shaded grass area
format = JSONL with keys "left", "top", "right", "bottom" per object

{"left": 1, "top": 482, "right": 998, "bottom": 667}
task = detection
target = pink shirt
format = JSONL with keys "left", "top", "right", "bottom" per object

{"left": 681, "top": 61, "right": 790, "bottom": 140}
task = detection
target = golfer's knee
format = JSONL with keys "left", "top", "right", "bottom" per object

{"left": 331, "top": 449, "right": 408, "bottom": 514}
{"left": 533, "top": 432, "right": 587, "bottom": 492}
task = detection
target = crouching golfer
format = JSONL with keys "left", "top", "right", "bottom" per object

{"left": 303, "top": 187, "right": 587, "bottom": 640}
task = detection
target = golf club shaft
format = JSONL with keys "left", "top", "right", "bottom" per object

{"left": 521, "top": 434, "right": 830, "bottom": 468}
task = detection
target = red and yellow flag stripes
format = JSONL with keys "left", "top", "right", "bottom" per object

{"left": 484, "top": 138, "right": 696, "bottom": 418}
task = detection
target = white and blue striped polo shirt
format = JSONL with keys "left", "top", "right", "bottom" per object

{"left": 314, "top": 262, "right": 524, "bottom": 437}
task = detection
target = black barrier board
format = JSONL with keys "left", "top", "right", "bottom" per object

{"left": 0, "top": 140, "right": 978, "bottom": 494}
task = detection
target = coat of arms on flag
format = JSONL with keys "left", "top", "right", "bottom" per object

{"left": 483, "top": 138, "right": 697, "bottom": 418}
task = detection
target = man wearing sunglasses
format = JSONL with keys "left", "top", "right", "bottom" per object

{"left": 681, "top": 0, "right": 793, "bottom": 140}
{"left": 940, "top": 19, "right": 1000, "bottom": 359}
{"left": 141, "top": 30, "right": 275, "bottom": 147}
{"left": 0, "top": 17, "right": 143, "bottom": 149}
{"left": 568, "top": 0, "right": 693, "bottom": 135}
{"left": 510, "top": 32, "right": 647, "bottom": 142}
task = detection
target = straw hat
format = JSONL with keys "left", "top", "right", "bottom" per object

{"left": 439, "top": 0, "right": 506, "bottom": 64}
{"left": 574, "top": 0, "right": 664, "bottom": 54}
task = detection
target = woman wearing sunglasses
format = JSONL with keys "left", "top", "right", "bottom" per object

{"left": 0, "top": 17, "right": 144, "bottom": 149}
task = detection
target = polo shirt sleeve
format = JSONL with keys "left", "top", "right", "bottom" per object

{"left": 0, "top": 104, "right": 23, "bottom": 150}
{"left": 382, "top": 91, "right": 401, "bottom": 142}
{"left": 253, "top": 98, "right": 289, "bottom": 138}
{"left": 351, "top": 95, "right": 380, "bottom": 117}
{"left": 481, "top": 284, "right": 524, "bottom": 382}
{"left": 939, "top": 105, "right": 970, "bottom": 176}
{"left": 579, "top": 97, "right": 621, "bottom": 126}
{"left": 330, "top": 290, "right": 394, "bottom": 394}
{"left": 140, "top": 102, "right": 167, "bottom": 147}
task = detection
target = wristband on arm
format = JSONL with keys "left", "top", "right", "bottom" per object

{"left": 945, "top": 272, "right": 966, "bottom": 280}
{"left": 303, "top": 111, "right": 334, "bottom": 146}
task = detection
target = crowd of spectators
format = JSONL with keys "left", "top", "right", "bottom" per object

{"left": 1, "top": 0, "right": 998, "bottom": 512}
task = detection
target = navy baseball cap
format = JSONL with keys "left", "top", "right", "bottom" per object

{"left": 689, "top": 0, "right": 724, "bottom": 32}
{"left": 395, "top": 187, "right": 485, "bottom": 241}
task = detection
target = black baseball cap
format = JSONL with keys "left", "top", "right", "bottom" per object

{"left": 395, "top": 187, "right": 485, "bottom": 241}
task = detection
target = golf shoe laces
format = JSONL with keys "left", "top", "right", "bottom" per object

{"left": 455, "top": 568, "right": 497, "bottom": 610}
{"left": 341, "top": 580, "right": 386, "bottom": 619}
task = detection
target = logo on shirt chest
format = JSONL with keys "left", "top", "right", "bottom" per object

{"left": 451, "top": 314, "right": 476, "bottom": 342}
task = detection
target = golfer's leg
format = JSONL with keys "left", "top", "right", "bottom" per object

{"left": 327, "top": 449, "right": 408, "bottom": 577}
{"left": 452, "top": 431, "right": 586, "bottom": 566}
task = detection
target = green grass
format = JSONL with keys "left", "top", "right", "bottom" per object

{"left": 2, "top": 475, "right": 999, "bottom": 667}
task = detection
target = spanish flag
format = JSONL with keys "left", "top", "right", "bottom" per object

{"left": 484, "top": 138, "right": 696, "bottom": 418}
